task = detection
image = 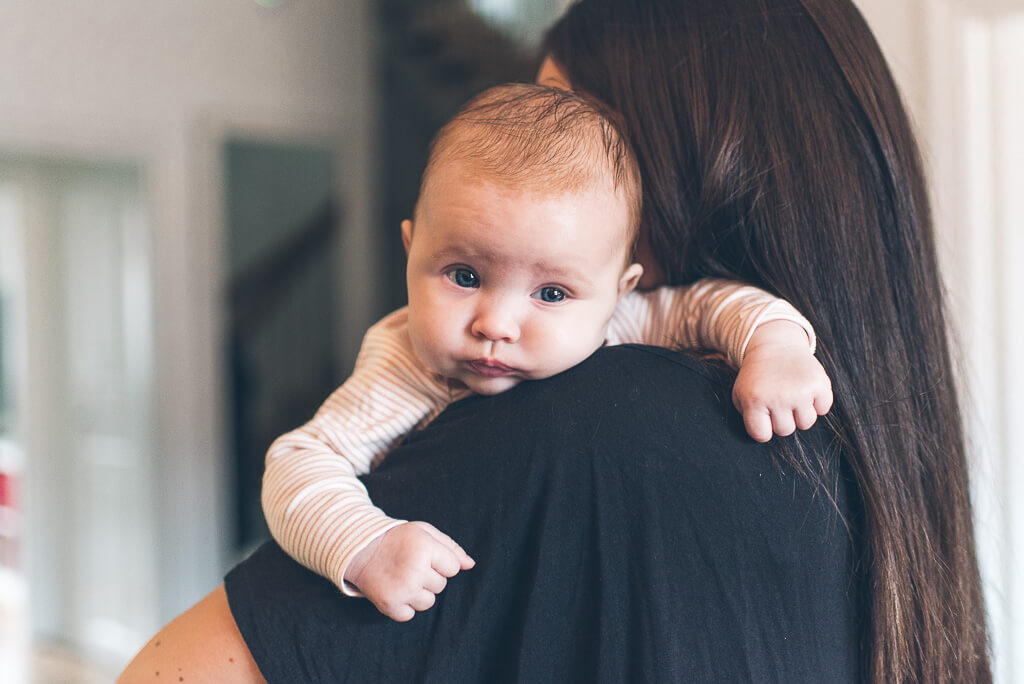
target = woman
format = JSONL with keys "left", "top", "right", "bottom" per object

{"left": 540, "top": 1, "right": 990, "bottom": 681}
{"left": 120, "top": 1, "right": 990, "bottom": 681}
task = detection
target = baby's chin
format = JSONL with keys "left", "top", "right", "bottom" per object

{"left": 463, "top": 375, "right": 525, "bottom": 396}
{"left": 463, "top": 367, "right": 570, "bottom": 395}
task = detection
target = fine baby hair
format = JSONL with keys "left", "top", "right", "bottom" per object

{"left": 417, "top": 82, "right": 642, "bottom": 249}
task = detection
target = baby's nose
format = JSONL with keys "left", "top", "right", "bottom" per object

{"left": 470, "top": 304, "right": 521, "bottom": 343}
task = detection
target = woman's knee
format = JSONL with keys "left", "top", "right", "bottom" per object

{"left": 118, "top": 585, "right": 265, "bottom": 684}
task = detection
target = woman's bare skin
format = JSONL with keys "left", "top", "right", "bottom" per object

{"left": 118, "top": 585, "right": 265, "bottom": 683}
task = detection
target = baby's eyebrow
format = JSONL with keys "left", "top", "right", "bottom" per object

{"left": 430, "top": 246, "right": 496, "bottom": 264}
{"left": 531, "top": 260, "right": 589, "bottom": 284}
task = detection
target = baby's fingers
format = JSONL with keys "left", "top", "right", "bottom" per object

{"left": 771, "top": 409, "right": 796, "bottom": 437}
{"left": 421, "top": 525, "right": 475, "bottom": 572}
{"left": 742, "top": 406, "right": 773, "bottom": 443}
{"left": 794, "top": 404, "right": 818, "bottom": 431}
{"left": 456, "top": 548, "right": 474, "bottom": 570}
{"left": 814, "top": 385, "right": 834, "bottom": 416}
{"left": 386, "top": 603, "right": 416, "bottom": 623}
{"left": 422, "top": 572, "right": 448, "bottom": 595}
{"left": 407, "top": 590, "right": 436, "bottom": 613}
{"left": 444, "top": 538, "right": 475, "bottom": 571}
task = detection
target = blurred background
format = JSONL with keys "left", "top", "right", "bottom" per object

{"left": 0, "top": 0, "right": 1019, "bottom": 681}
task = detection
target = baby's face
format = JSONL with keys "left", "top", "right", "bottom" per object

{"left": 403, "top": 165, "right": 642, "bottom": 395}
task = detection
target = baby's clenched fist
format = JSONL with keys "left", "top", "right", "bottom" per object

{"left": 344, "top": 521, "right": 475, "bottom": 622}
{"left": 733, "top": 320, "right": 833, "bottom": 443}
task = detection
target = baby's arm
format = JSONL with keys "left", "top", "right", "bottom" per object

{"left": 611, "top": 279, "right": 833, "bottom": 441}
{"left": 262, "top": 309, "right": 473, "bottom": 621}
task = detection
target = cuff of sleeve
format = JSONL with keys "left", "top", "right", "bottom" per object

{"left": 332, "top": 516, "right": 408, "bottom": 598}
{"left": 736, "top": 301, "right": 817, "bottom": 365}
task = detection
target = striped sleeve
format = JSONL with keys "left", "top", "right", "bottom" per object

{"left": 261, "top": 307, "right": 458, "bottom": 597}
{"left": 606, "top": 279, "right": 816, "bottom": 368}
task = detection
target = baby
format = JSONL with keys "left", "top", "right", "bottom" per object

{"left": 262, "top": 84, "right": 832, "bottom": 622}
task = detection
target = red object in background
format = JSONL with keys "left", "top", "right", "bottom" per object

{"left": 0, "top": 471, "right": 18, "bottom": 569}
{"left": 0, "top": 471, "right": 13, "bottom": 509}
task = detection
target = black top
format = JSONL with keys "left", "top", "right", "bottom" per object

{"left": 226, "top": 345, "right": 860, "bottom": 683}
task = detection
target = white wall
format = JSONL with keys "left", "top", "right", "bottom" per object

{"left": 855, "top": 0, "right": 929, "bottom": 119}
{"left": 0, "top": 0, "right": 378, "bottom": 624}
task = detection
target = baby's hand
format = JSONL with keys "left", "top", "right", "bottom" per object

{"left": 344, "top": 521, "right": 475, "bottom": 622}
{"left": 733, "top": 321, "right": 833, "bottom": 442}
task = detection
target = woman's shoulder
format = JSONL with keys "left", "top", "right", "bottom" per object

{"left": 471, "top": 343, "right": 756, "bottom": 455}
{"left": 430, "top": 343, "right": 848, "bottom": 536}
{"left": 558, "top": 343, "right": 738, "bottom": 420}
{"left": 396, "top": 344, "right": 860, "bottom": 682}
{"left": 534, "top": 343, "right": 838, "bottom": 484}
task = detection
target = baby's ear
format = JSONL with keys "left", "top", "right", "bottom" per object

{"left": 401, "top": 219, "right": 413, "bottom": 254}
{"left": 619, "top": 263, "right": 644, "bottom": 296}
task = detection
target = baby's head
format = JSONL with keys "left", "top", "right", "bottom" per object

{"left": 402, "top": 83, "right": 644, "bottom": 395}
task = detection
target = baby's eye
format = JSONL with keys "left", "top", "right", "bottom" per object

{"left": 533, "top": 286, "right": 566, "bottom": 303}
{"left": 446, "top": 268, "right": 479, "bottom": 289}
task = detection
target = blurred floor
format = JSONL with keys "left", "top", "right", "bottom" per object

{"left": 30, "top": 642, "right": 117, "bottom": 684}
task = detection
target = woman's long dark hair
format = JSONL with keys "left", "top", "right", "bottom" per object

{"left": 545, "top": 1, "right": 990, "bottom": 681}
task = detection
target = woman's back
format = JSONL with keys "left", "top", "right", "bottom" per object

{"left": 227, "top": 345, "right": 859, "bottom": 682}
{"left": 545, "top": 1, "right": 990, "bottom": 678}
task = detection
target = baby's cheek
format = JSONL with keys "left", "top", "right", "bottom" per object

{"left": 408, "top": 318, "right": 447, "bottom": 373}
{"left": 541, "top": 323, "right": 605, "bottom": 373}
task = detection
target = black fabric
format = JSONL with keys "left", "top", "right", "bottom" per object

{"left": 226, "top": 345, "right": 860, "bottom": 683}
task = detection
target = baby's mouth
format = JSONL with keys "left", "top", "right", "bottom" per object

{"left": 467, "top": 358, "right": 517, "bottom": 377}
